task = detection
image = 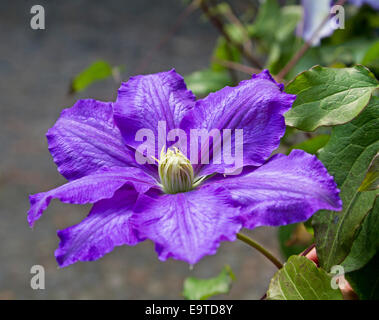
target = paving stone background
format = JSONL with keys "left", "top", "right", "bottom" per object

{"left": 0, "top": 0, "right": 281, "bottom": 299}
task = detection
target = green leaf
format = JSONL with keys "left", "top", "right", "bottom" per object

{"left": 275, "top": 5, "right": 302, "bottom": 43}
{"left": 361, "top": 40, "right": 379, "bottom": 79}
{"left": 281, "top": 126, "right": 296, "bottom": 144}
{"left": 284, "top": 65, "right": 379, "bottom": 131}
{"left": 184, "top": 69, "right": 232, "bottom": 97}
{"left": 318, "top": 39, "right": 374, "bottom": 67}
{"left": 362, "top": 40, "right": 379, "bottom": 66}
{"left": 252, "top": 3, "right": 301, "bottom": 43}
{"left": 70, "top": 60, "right": 114, "bottom": 93}
{"left": 182, "top": 266, "right": 235, "bottom": 300}
{"left": 345, "top": 251, "right": 379, "bottom": 300}
{"left": 267, "top": 256, "right": 343, "bottom": 300}
{"left": 266, "top": 43, "right": 282, "bottom": 71}
{"left": 250, "top": 0, "right": 280, "bottom": 40}
{"left": 313, "top": 97, "right": 379, "bottom": 272}
{"left": 286, "top": 134, "right": 330, "bottom": 155}
{"left": 341, "top": 196, "right": 379, "bottom": 272}
{"left": 211, "top": 37, "right": 241, "bottom": 72}
{"left": 359, "top": 153, "right": 379, "bottom": 191}
{"left": 250, "top": 2, "right": 301, "bottom": 73}
{"left": 224, "top": 23, "right": 245, "bottom": 44}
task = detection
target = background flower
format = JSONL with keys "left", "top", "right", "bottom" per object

{"left": 298, "top": 0, "right": 379, "bottom": 46}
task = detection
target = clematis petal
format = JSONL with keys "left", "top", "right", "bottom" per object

{"left": 55, "top": 186, "right": 140, "bottom": 268}
{"left": 297, "top": 0, "right": 336, "bottom": 47}
{"left": 349, "top": 0, "right": 379, "bottom": 10}
{"left": 47, "top": 99, "right": 141, "bottom": 181}
{"left": 206, "top": 150, "right": 342, "bottom": 229}
{"left": 133, "top": 185, "right": 242, "bottom": 265}
{"left": 114, "top": 69, "right": 195, "bottom": 158}
{"left": 28, "top": 167, "right": 157, "bottom": 227}
{"left": 180, "top": 70, "right": 296, "bottom": 176}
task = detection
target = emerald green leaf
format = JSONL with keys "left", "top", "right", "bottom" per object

{"left": 184, "top": 69, "right": 232, "bottom": 97}
{"left": 70, "top": 60, "right": 114, "bottom": 93}
{"left": 286, "top": 134, "right": 330, "bottom": 155}
{"left": 267, "top": 256, "right": 343, "bottom": 300}
{"left": 345, "top": 252, "right": 379, "bottom": 300}
{"left": 284, "top": 65, "right": 379, "bottom": 131}
{"left": 182, "top": 265, "right": 235, "bottom": 300}
{"left": 359, "top": 153, "right": 379, "bottom": 191}
{"left": 313, "top": 97, "right": 379, "bottom": 272}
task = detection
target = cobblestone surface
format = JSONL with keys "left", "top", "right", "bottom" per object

{"left": 0, "top": 0, "right": 281, "bottom": 299}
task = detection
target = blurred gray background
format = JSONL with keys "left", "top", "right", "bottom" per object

{"left": 0, "top": 0, "right": 280, "bottom": 299}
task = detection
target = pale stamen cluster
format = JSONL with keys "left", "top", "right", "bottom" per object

{"left": 156, "top": 147, "right": 204, "bottom": 194}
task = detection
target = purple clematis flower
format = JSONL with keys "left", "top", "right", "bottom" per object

{"left": 298, "top": 0, "right": 379, "bottom": 46}
{"left": 349, "top": 0, "right": 379, "bottom": 10}
{"left": 28, "top": 69, "right": 342, "bottom": 267}
{"left": 297, "top": 0, "right": 336, "bottom": 47}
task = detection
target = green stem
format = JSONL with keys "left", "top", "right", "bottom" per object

{"left": 237, "top": 232, "right": 283, "bottom": 269}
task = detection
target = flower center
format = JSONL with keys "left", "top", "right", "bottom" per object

{"left": 158, "top": 147, "right": 194, "bottom": 194}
